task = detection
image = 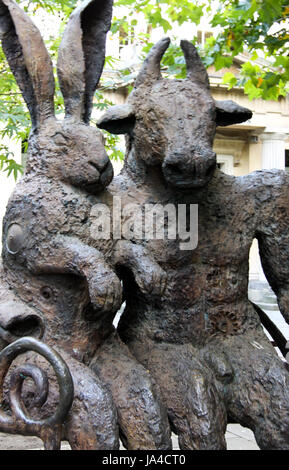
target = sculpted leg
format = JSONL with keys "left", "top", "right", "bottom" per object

{"left": 90, "top": 332, "right": 172, "bottom": 450}
{"left": 129, "top": 341, "right": 227, "bottom": 450}
{"left": 63, "top": 354, "right": 119, "bottom": 450}
{"left": 204, "top": 331, "right": 289, "bottom": 450}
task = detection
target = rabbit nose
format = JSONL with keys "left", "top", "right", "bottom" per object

{"left": 88, "top": 146, "right": 110, "bottom": 170}
{"left": 88, "top": 158, "right": 113, "bottom": 188}
{"left": 100, "top": 160, "right": 113, "bottom": 187}
{"left": 88, "top": 156, "right": 108, "bottom": 173}
{"left": 88, "top": 161, "right": 101, "bottom": 173}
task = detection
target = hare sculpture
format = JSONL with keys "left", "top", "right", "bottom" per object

{"left": 0, "top": 0, "right": 171, "bottom": 450}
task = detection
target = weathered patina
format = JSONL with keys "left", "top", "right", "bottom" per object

{"left": 0, "top": 0, "right": 171, "bottom": 450}
{"left": 0, "top": 0, "right": 288, "bottom": 451}
{"left": 98, "top": 38, "right": 289, "bottom": 450}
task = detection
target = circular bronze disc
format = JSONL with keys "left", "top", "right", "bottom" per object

{"left": 6, "top": 224, "right": 25, "bottom": 255}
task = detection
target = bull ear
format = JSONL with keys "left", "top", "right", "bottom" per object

{"left": 215, "top": 100, "right": 252, "bottom": 126}
{"left": 97, "top": 104, "right": 135, "bottom": 134}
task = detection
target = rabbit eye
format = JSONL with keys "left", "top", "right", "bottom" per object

{"left": 53, "top": 132, "right": 68, "bottom": 146}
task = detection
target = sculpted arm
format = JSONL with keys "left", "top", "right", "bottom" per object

{"left": 256, "top": 171, "right": 289, "bottom": 324}
{"left": 26, "top": 235, "right": 122, "bottom": 314}
{"left": 111, "top": 239, "right": 167, "bottom": 296}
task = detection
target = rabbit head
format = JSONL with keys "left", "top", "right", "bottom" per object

{"left": 0, "top": 0, "right": 114, "bottom": 194}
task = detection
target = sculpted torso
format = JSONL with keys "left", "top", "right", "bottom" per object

{"left": 112, "top": 168, "right": 288, "bottom": 347}
{"left": 2, "top": 121, "right": 118, "bottom": 362}
{"left": 0, "top": 0, "right": 172, "bottom": 450}
{"left": 1, "top": 0, "right": 289, "bottom": 447}
{"left": 98, "top": 38, "right": 289, "bottom": 450}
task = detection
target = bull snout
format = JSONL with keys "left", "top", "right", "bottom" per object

{"left": 162, "top": 147, "right": 216, "bottom": 189}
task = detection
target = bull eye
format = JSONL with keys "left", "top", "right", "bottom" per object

{"left": 40, "top": 286, "right": 53, "bottom": 300}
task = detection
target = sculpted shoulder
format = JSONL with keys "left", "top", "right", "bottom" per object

{"left": 227, "top": 170, "right": 289, "bottom": 230}
{"left": 202, "top": 169, "right": 289, "bottom": 223}
{"left": 235, "top": 169, "right": 289, "bottom": 202}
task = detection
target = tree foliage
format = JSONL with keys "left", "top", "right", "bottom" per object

{"left": 113, "top": 0, "right": 289, "bottom": 99}
{"left": 206, "top": 0, "right": 289, "bottom": 100}
{"left": 0, "top": 0, "right": 289, "bottom": 178}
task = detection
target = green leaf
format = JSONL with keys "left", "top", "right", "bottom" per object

{"left": 223, "top": 72, "right": 238, "bottom": 89}
{"left": 244, "top": 80, "right": 263, "bottom": 100}
{"left": 241, "top": 61, "right": 261, "bottom": 76}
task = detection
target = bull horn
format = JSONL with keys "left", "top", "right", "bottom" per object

{"left": 180, "top": 40, "right": 210, "bottom": 90}
{"left": 134, "top": 37, "right": 171, "bottom": 88}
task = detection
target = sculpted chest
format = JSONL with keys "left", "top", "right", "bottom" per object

{"left": 112, "top": 179, "right": 257, "bottom": 270}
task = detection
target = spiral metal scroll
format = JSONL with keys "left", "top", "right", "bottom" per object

{"left": 0, "top": 337, "right": 74, "bottom": 450}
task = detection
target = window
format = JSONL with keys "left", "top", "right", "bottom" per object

{"left": 196, "top": 30, "right": 213, "bottom": 48}
{"left": 119, "top": 23, "right": 135, "bottom": 56}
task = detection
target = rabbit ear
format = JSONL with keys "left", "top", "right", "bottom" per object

{"left": 0, "top": 0, "right": 55, "bottom": 129}
{"left": 57, "top": 0, "right": 113, "bottom": 124}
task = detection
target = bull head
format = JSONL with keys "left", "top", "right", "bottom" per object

{"left": 98, "top": 38, "right": 252, "bottom": 189}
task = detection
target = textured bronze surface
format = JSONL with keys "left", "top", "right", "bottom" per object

{"left": 98, "top": 38, "right": 289, "bottom": 449}
{"left": 1, "top": 0, "right": 289, "bottom": 450}
{"left": 0, "top": 0, "right": 171, "bottom": 450}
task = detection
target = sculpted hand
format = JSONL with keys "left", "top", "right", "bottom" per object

{"left": 87, "top": 264, "right": 122, "bottom": 315}
{"left": 112, "top": 240, "right": 167, "bottom": 297}
{"left": 133, "top": 259, "right": 167, "bottom": 297}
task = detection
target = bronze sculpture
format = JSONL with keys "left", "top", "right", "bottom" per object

{"left": 0, "top": 0, "right": 288, "bottom": 451}
{"left": 0, "top": 0, "right": 171, "bottom": 450}
{"left": 98, "top": 38, "right": 289, "bottom": 450}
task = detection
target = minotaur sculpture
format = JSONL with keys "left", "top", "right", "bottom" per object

{"left": 0, "top": 0, "right": 171, "bottom": 450}
{"left": 98, "top": 38, "right": 289, "bottom": 450}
